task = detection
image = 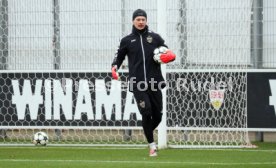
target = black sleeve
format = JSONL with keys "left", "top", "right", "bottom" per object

{"left": 111, "top": 38, "right": 128, "bottom": 69}
{"left": 156, "top": 33, "right": 168, "bottom": 48}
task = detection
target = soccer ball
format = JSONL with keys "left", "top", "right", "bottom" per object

{"left": 33, "top": 131, "right": 49, "bottom": 146}
{"left": 153, "top": 46, "right": 168, "bottom": 55}
{"left": 153, "top": 46, "right": 176, "bottom": 64}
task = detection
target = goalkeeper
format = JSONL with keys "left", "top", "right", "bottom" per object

{"left": 111, "top": 9, "right": 175, "bottom": 157}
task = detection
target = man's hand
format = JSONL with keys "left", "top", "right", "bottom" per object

{"left": 111, "top": 65, "right": 120, "bottom": 80}
{"left": 158, "top": 50, "right": 176, "bottom": 64}
{"left": 153, "top": 47, "right": 176, "bottom": 64}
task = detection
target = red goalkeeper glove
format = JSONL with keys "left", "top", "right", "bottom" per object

{"left": 111, "top": 66, "right": 119, "bottom": 80}
{"left": 159, "top": 50, "right": 176, "bottom": 64}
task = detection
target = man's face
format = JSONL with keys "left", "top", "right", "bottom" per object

{"left": 133, "top": 16, "right": 147, "bottom": 30}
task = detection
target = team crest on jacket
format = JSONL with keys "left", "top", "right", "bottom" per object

{"left": 139, "top": 100, "right": 145, "bottom": 108}
{"left": 146, "top": 36, "right": 153, "bottom": 43}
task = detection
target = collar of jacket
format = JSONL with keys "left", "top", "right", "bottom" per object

{"left": 132, "top": 25, "right": 148, "bottom": 35}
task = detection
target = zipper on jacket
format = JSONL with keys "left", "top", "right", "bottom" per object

{"left": 139, "top": 35, "right": 147, "bottom": 83}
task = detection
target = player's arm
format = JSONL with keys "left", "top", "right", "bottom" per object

{"left": 156, "top": 34, "right": 168, "bottom": 48}
{"left": 111, "top": 39, "right": 128, "bottom": 80}
{"left": 153, "top": 34, "right": 176, "bottom": 64}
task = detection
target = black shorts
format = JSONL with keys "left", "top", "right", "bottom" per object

{"left": 133, "top": 89, "right": 163, "bottom": 116}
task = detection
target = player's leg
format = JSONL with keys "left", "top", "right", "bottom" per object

{"left": 149, "top": 89, "right": 163, "bottom": 131}
{"left": 133, "top": 90, "right": 157, "bottom": 156}
{"left": 141, "top": 113, "right": 158, "bottom": 157}
{"left": 133, "top": 90, "right": 154, "bottom": 143}
{"left": 147, "top": 89, "right": 163, "bottom": 156}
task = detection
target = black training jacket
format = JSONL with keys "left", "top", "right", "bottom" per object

{"left": 112, "top": 25, "right": 166, "bottom": 90}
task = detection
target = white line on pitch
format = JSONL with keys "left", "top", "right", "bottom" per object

{"left": 0, "top": 146, "right": 145, "bottom": 150}
{"left": 0, "top": 159, "right": 276, "bottom": 165}
{"left": 188, "top": 148, "right": 276, "bottom": 153}
{"left": 1, "top": 146, "right": 276, "bottom": 152}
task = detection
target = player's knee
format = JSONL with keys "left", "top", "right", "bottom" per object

{"left": 141, "top": 113, "right": 152, "bottom": 126}
{"left": 140, "top": 107, "right": 151, "bottom": 116}
{"left": 154, "top": 112, "right": 162, "bottom": 123}
{"left": 138, "top": 104, "right": 152, "bottom": 116}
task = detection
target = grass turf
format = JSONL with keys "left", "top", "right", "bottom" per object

{"left": 0, "top": 142, "right": 275, "bottom": 168}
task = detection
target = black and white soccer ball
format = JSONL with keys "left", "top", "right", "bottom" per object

{"left": 33, "top": 131, "right": 49, "bottom": 146}
{"left": 153, "top": 46, "right": 168, "bottom": 63}
{"left": 153, "top": 46, "right": 168, "bottom": 55}
{"left": 153, "top": 46, "right": 176, "bottom": 64}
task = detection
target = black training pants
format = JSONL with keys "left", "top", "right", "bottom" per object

{"left": 133, "top": 89, "right": 163, "bottom": 143}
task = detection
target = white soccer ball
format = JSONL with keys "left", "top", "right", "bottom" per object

{"left": 153, "top": 46, "right": 168, "bottom": 55}
{"left": 33, "top": 131, "right": 49, "bottom": 146}
{"left": 153, "top": 46, "right": 168, "bottom": 63}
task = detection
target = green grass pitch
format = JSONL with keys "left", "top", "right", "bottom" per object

{"left": 0, "top": 142, "right": 276, "bottom": 168}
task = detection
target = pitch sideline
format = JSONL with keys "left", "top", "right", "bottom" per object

{"left": 0, "top": 159, "right": 276, "bottom": 165}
